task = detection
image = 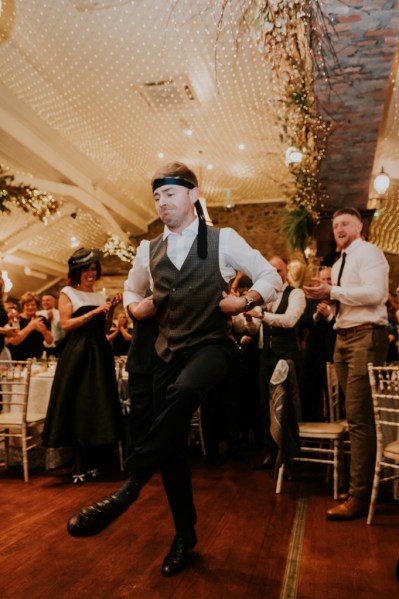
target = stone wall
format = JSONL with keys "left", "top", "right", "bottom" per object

{"left": 135, "top": 203, "right": 293, "bottom": 262}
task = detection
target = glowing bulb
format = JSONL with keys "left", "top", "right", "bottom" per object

{"left": 373, "top": 167, "right": 390, "bottom": 195}
{"left": 285, "top": 146, "right": 304, "bottom": 165}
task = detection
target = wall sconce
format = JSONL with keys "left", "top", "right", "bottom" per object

{"left": 285, "top": 146, "right": 304, "bottom": 166}
{"left": 373, "top": 167, "right": 390, "bottom": 195}
{"left": 1, "top": 270, "right": 13, "bottom": 293}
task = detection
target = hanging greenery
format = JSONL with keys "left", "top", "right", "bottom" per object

{"left": 251, "top": 0, "right": 336, "bottom": 253}
{"left": 102, "top": 234, "right": 136, "bottom": 264}
{"left": 176, "top": 1, "right": 337, "bottom": 254}
{"left": 0, "top": 165, "right": 59, "bottom": 223}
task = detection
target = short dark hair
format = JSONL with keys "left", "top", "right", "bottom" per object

{"left": 332, "top": 207, "right": 362, "bottom": 222}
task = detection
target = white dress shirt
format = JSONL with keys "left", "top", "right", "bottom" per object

{"left": 232, "top": 283, "right": 306, "bottom": 349}
{"left": 330, "top": 238, "right": 388, "bottom": 328}
{"left": 124, "top": 218, "right": 281, "bottom": 307}
{"left": 262, "top": 282, "right": 306, "bottom": 328}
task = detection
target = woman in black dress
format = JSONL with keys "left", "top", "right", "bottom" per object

{"left": 43, "top": 248, "right": 122, "bottom": 483}
{"left": 106, "top": 310, "right": 133, "bottom": 356}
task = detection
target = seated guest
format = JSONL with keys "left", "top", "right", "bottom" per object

{"left": 107, "top": 310, "right": 133, "bottom": 356}
{"left": 7, "top": 291, "right": 53, "bottom": 360}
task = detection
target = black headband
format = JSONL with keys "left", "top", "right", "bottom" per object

{"left": 152, "top": 177, "right": 196, "bottom": 192}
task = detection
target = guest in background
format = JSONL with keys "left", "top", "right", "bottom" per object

{"left": 231, "top": 273, "right": 264, "bottom": 450}
{"left": 7, "top": 291, "right": 53, "bottom": 360}
{"left": 386, "top": 293, "right": 399, "bottom": 362}
{"left": 37, "top": 292, "right": 65, "bottom": 356}
{"left": 0, "top": 275, "right": 17, "bottom": 360}
{"left": 125, "top": 294, "right": 158, "bottom": 457}
{"left": 304, "top": 207, "right": 389, "bottom": 521}
{"left": 107, "top": 310, "right": 133, "bottom": 356}
{"left": 299, "top": 266, "right": 337, "bottom": 421}
{"left": 247, "top": 256, "right": 306, "bottom": 470}
{"left": 43, "top": 248, "right": 122, "bottom": 484}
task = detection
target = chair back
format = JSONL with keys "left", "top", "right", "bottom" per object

{"left": 326, "top": 362, "right": 339, "bottom": 422}
{"left": 0, "top": 359, "right": 33, "bottom": 420}
{"left": 368, "top": 363, "right": 399, "bottom": 448}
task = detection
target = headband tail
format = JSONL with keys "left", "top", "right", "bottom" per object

{"left": 195, "top": 200, "right": 207, "bottom": 259}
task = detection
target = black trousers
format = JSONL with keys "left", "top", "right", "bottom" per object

{"left": 127, "top": 372, "right": 154, "bottom": 456}
{"left": 125, "top": 342, "right": 234, "bottom": 534}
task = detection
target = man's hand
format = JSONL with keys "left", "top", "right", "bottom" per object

{"left": 303, "top": 278, "right": 332, "bottom": 300}
{"left": 316, "top": 302, "right": 332, "bottom": 320}
{"left": 219, "top": 291, "right": 246, "bottom": 316}
{"left": 129, "top": 296, "right": 156, "bottom": 320}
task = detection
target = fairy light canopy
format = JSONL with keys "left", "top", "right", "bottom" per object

{"left": 0, "top": 0, "right": 398, "bottom": 297}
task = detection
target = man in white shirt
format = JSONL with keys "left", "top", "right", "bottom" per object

{"left": 304, "top": 207, "right": 389, "bottom": 520}
{"left": 37, "top": 293, "right": 64, "bottom": 355}
{"left": 67, "top": 161, "right": 281, "bottom": 576}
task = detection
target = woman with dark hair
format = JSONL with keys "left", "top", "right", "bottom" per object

{"left": 43, "top": 248, "right": 122, "bottom": 483}
{"left": 7, "top": 291, "right": 53, "bottom": 359}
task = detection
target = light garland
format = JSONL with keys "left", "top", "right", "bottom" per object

{"left": 0, "top": 165, "right": 60, "bottom": 224}
{"left": 102, "top": 234, "right": 136, "bottom": 263}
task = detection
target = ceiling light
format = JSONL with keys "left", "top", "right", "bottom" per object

{"left": 23, "top": 267, "right": 47, "bottom": 280}
{"left": 238, "top": 143, "right": 245, "bottom": 150}
{"left": 207, "top": 164, "right": 213, "bottom": 170}
{"left": 373, "top": 167, "right": 390, "bottom": 195}
{"left": 158, "top": 152, "right": 164, "bottom": 159}
{"left": 184, "top": 128, "right": 193, "bottom": 136}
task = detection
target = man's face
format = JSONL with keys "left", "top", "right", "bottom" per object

{"left": 332, "top": 214, "right": 362, "bottom": 249}
{"left": 319, "top": 267, "right": 332, "bottom": 286}
{"left": 42, "top": 295, "right": 56, "bottom": 310}
{"left": 270, "top": 257, "right": 287, "bottom": 284}
{"left": 153, "top": 184, "right": 197, "bottom": 232}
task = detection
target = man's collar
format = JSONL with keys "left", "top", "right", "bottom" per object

{"left": 341, "top": 237, "right": 362, "bottom": 254}
{"left": 163, "top": 217, "right": 199, "bottom": 240}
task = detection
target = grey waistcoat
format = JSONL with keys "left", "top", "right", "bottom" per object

{"left": 149, "top": 225, "right": 229, "bottom": 362}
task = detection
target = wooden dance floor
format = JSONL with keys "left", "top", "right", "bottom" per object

{"left": 0, "top": 454, "right": 398, "bottom": 598}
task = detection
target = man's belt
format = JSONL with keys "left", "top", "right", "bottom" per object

{"left": 336, "top": 323, "right": 387, "bottom": 337}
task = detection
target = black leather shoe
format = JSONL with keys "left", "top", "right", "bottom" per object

{"left": 252, "top": 453, "right": 275, "bottom": 470}
{"left": 161, "top": 530, "right": 197, "bottom": 577}
{"left": 67, "top": 494, "right": 127, "bottom": 537}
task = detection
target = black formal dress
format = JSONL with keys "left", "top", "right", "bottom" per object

{"left": 43, "top": 287, "right": 121, "bottom": 448}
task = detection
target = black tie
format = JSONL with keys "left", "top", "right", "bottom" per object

{"left": 335, "top": 252, "right": 346, "bottom": 316}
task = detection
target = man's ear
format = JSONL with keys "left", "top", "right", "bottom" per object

{"left": 189, "top": 187, "right": 200, "bottom": 205}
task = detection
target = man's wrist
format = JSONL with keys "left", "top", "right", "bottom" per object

{"left": 242, "top": 295, "right": 256, "bottom": 311}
